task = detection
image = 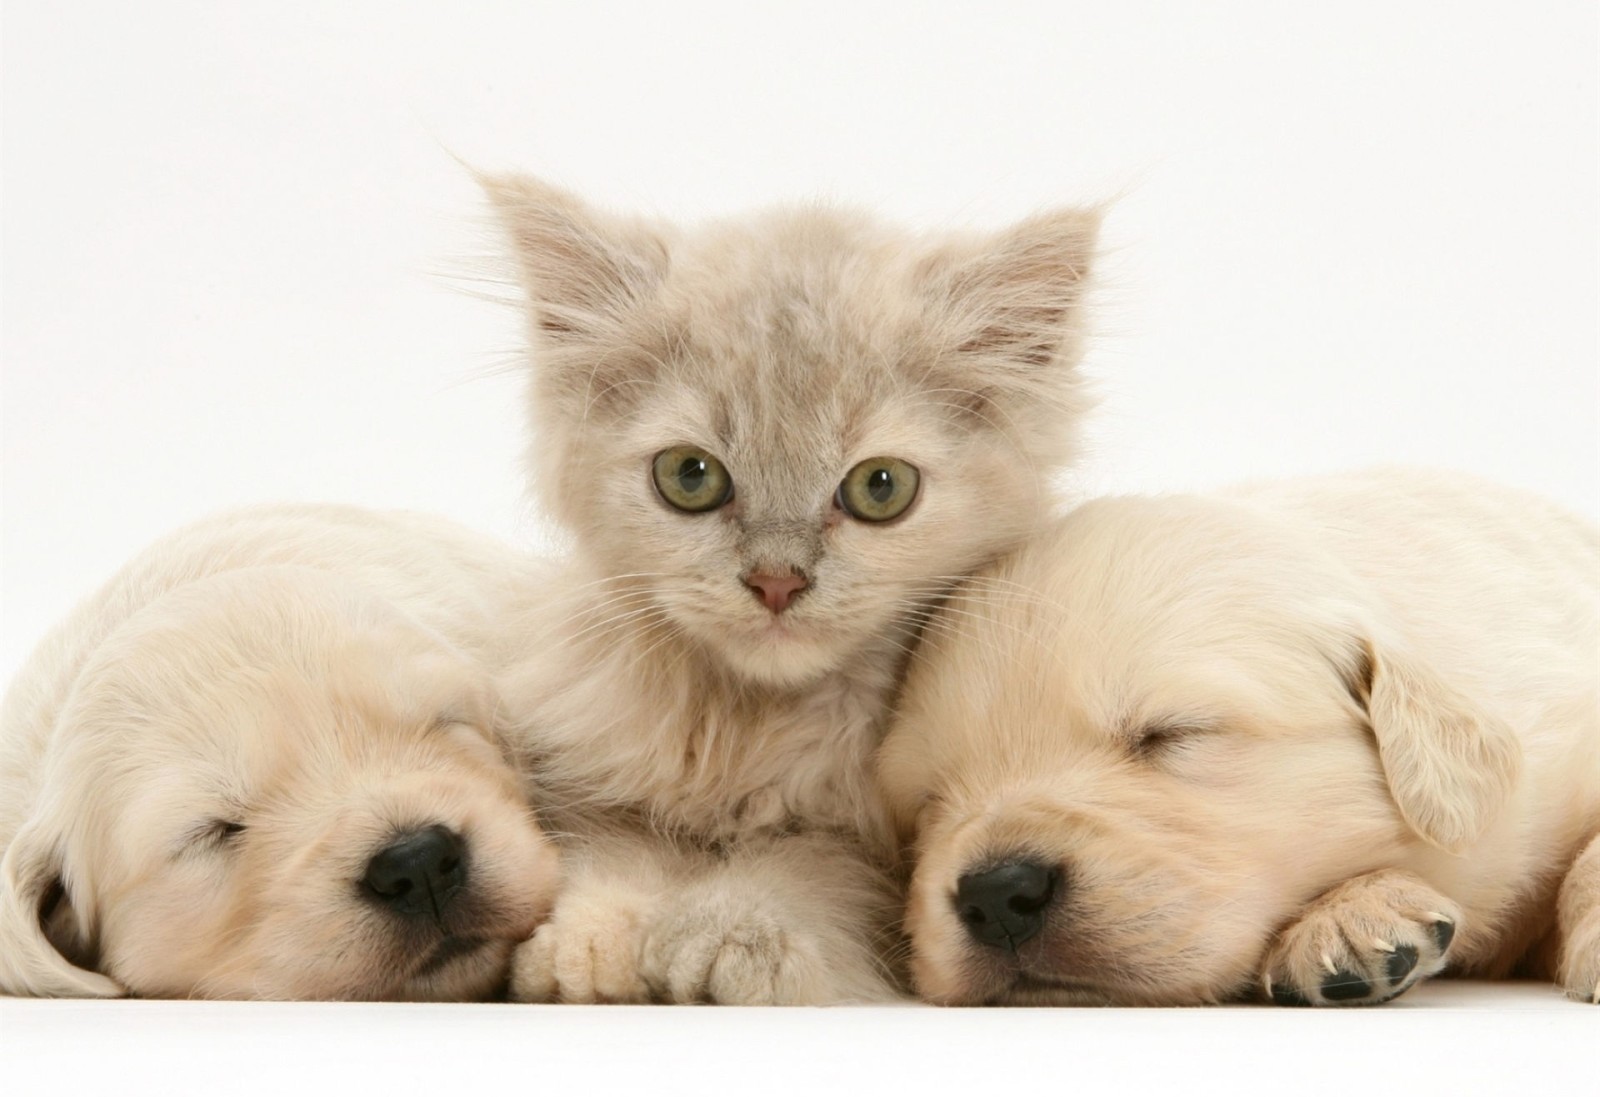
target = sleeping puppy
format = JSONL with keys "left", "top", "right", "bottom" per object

{"left": 880, "top": 469, "right": 1600, "bottom": 1006}
{"left": 0, "top": 506, "right": 561, "bottom": 999}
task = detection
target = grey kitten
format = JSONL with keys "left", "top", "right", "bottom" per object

{"left": 483, "top": 175, "right": 1099, "bottom": 1003}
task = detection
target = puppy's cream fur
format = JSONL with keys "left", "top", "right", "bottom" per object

{"left": 0, "top": 506, "right": 561, "bottom": 999}
{"left": 881, "top": 469, "right": 1600, "bottom": 1005}
{"left": 481, "top": 176, "right": 1101, "bottom": 1003}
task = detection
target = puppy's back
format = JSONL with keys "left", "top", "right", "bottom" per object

{"left": 1234, "top": 468, "right": 1598, "bottom": 594}
{"left": 1230, "top": 469, "right": 1600, "bottom": 841}
{"left": 1231, "top": 468, "right": 1600, "bottom": 697}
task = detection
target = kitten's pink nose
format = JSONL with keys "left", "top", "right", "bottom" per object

{"left": 744, "top": 571, "right": 808, "bottom": 614}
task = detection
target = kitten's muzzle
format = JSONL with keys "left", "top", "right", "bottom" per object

{"left": 743, "top": 569, "right": 809, "bottom": 614}
{"left": 955, "top": 859, "right": 1060, "bottom": 950}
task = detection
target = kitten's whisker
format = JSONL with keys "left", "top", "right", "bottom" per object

{"left": 518, "top": 592, "right": 668, "bottom": 648}
{"left": 907, "top": 612, "right": 1025, "bottom": 672}
{"left": 901, "top": 572, "right": 1079, "bottom": 621}
{"left": 563, "top": 604, "right": 680, "bottom": 651}
{"left": 510, "top": 574, "right": 680, "bottom": 645}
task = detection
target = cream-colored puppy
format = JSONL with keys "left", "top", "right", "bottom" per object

{"left": 881, "top": 469, "right": 1600, "bottom": 1006}
{"left": 0, "top": 506, "right": 561, "bottom": 999}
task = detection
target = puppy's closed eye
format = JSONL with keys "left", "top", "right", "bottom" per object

{"left": 182, "top": 819, "right": 248, "bottom": 854}
{"left": 427, "top": 714, "right": 478, "bottom": 736}
{"left": 1131, "top": 722, "right": 1217, "bottom": 760}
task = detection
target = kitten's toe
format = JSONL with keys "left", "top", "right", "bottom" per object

{"left": 702, "top": 914, "right": 792, "bottom": 1005}
{"left": 643, "top": 905, "right": 796, "bottom": 1005}
{"left": 507, "top": 924, "right": 559, "bottom": 1002}
{"left": 507, "top": 893, "right": 651, "bottom": 1004}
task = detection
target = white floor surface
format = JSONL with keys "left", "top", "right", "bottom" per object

{"left": 2, "top": 981, "right": 1591, "bottom": 1096}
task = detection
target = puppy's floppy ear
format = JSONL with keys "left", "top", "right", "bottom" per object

{"left": 442, "top": 671, "right": 519, "bottom": 763}
{"left": 477, "top": 172, "right": 669, "bottom": 347}
{"left": 1345, "top": 637, "right": 1522, "bottom": 852}
{"left": 403, "top": 646, "right": 523, "bottom": 769}
{"left": 0, "top": 819, "right": 123, "bottom": 997}
{"left": 876, "top": 728, "right": 940, "bottom": 848}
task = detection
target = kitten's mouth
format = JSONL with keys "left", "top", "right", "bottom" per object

{"left": 689, "top": 606, "right": 852, "bottom": 687}
{"left": 727, "top": 603, "right": 803, "bottom": 633}
{"left": 747, "top": 613, "right": 826, "bottom": 643}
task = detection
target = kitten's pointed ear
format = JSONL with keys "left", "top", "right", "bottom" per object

{"left": 1345, "top": 637, "right": 1522, "bottom": 852}
{"left": 0, "top": 818, "right": 123, "bottom": 997}
{"left": 478, "top": 173, "right": 669, "bottom": 343}
{"left": 924, "top": 206, "right": 1102, "bottom": 374}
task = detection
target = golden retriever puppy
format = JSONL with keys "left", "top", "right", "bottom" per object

{"left": 880, "top": 469, "right": 1600, "bottom": 1006}
{"left": 0, "top": 506, "right": 561, "bottom": 999}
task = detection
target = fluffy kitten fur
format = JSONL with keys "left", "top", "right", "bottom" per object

{"left": 482, "top": 175, "right": 1100, "bottom": 1003}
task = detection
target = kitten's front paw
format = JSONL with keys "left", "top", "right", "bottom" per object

{"left": 508, "top": 889, "right": 652, "bottom": 1004}
{"left": 1263, "top": 871, "right": 1460, "bottom": 1007}
{"left": 640, "top": 897, "right": 807, "bottom": 1005}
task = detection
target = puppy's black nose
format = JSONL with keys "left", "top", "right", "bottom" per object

{"left": 955, "top": 860, "right": 1059, "bottom": 950}
{"left": 362, "top": 825, "right": 467, "bottom": 919}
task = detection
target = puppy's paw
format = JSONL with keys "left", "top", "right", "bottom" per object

{"left": 640, "top": 897, "right": 808, "bottom": 1005}
{"left": 507, "top": 889, "right": 652, "bottom": 1004}
{"left": 1263, "top": 871, "right": 1461, "bottom": 1007}
{"left": 1556, "top": 833, "right": 1600, "bottom": 1004}
{"left": 1556, "top": 912, "right": 1600, "bottom": 1005}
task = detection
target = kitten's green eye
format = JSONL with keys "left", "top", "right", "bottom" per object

{"left": 837, "top": 457, "right": 920, "bottom": 522}
{"left": 652, "top": 447, "right": 733, "bottom": 513}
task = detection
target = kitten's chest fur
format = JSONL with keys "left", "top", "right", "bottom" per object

{"left": 508, "top": 592, "right": 911, "bottom": 852}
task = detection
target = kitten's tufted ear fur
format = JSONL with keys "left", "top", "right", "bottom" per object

{"left": 478, "top": 173, "right": 670, "bottom": 347}
{"left": 0, "top": 818, "right": 122, "bottom": 997}
{"left": 1345, "top": 637, "right": 1522, "bottom": 852}
{"left": 922, "top": 206, "right": 1101, "bottom": 382}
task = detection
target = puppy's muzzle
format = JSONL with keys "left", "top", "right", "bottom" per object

{"left": 362, "top": 824, "right": 468, "bottom": 920}
{"left": 955, "top": 859, "right": 1059, "bottom": 950}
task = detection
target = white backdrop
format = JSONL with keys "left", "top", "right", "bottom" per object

{"left": 1, "top": 3, "right": 1596, "bottom": 1087}
{"left": 2, "top": 1, "right": 1595, "bottom": 678}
